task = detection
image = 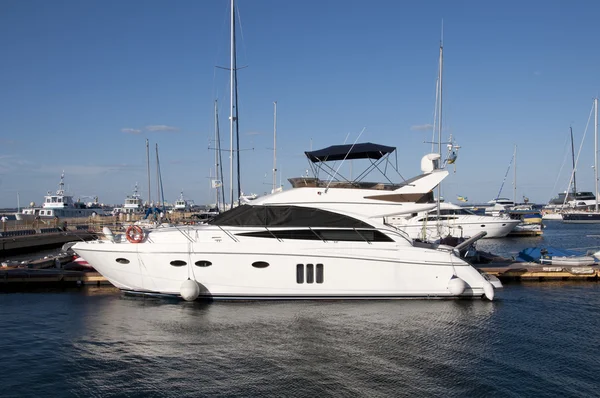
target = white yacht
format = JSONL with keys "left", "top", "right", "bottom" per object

{"left": 15, "top": 173, "right": 103, "bottom": 220}
{"left": 484, "top": 198, "right": 515, "bottom": 216}
{"left": 72, "top": 204, "right": 501, "bottom": 301}
{"left": 387, "top": 202, "right": 520, "bottom": 240}
{"left": 112, "top": 184, "right": 144, "bottom": 215}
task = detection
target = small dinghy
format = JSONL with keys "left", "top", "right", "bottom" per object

{"left": 517, "top": 247, "right": 597, "bottom": 267}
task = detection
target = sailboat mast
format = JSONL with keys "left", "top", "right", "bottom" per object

{"left": 513, "top": 145, "right": 517, "bottom": 203}
{"left": 272, "top": 101, "right": 277, "bottom": 192}
{"left": 146, "top": 139, "right": 151, "bottom": 206}
{"left": 229, "top": 0, "right": 235, "bottom": 207}
{"left": 156, "top": 143, "right": 160, "bottom": 208}
{"left": 595, "top": 97, "right": 598, "bottom": 212}
{"left": 234, "top": 46, "right": 241, "bottom": 206}
{"left": 214, "top": 100, "right": 220, "bottom": 210}
{"left": 570, "top": 126, "right": 577, "bottom": 195}
{"left": 437, "top": 37, "right": 443, "bottom": 157}
{"left": 435, "top": 29, "right": 443, "bottom": 232}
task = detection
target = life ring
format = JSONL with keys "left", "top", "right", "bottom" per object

{"left": 125, "top": 225, "right": 144, "bottom": 243}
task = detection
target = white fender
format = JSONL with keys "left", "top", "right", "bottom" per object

{"left": 180, "top": 279, "right": 200, "bottom": 301}
{"left": 102, "top": 226, "right": 114, "bottom": 242}
{"left": 482, "top": 280, "right": 495, "bottom": 301}
{"left": 447, "top": 276, "right": 466, "bottom": 296}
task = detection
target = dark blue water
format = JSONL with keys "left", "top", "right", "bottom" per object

{"left": 1, "top": 221, "right": 600, "bottom": 397}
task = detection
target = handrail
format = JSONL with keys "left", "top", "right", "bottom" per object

{"left": 216, "top": 225, "right": 239, "bottom": 242}
{"left": 353, "top": 228, "right": 372, "bottom": 245}
{"left": 264, "top": 226, "right": 282, "bottom": 242}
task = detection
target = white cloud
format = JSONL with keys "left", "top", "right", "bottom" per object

{"left": 410, "top": 124, "right": 433, "bottom": 131}
{"left": 145, "top": 125, "right": 179, "bottom": 132}
{"left": 0, "top": 155, "right": 39, "bottom": 173}
{"left": 121, "top": 128, "right": 142, "bottom": 134}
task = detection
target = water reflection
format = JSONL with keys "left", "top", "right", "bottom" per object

{"left": 65, "top": 295, "right": 501, "bottom": 397}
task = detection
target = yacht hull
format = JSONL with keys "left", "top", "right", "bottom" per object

{"left": 73, "top": 237, "right": 494, "bottom": 300}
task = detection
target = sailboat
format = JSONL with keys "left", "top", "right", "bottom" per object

{"left": 562, "top": 97, "right": 600, "bottom": 223}
{"left": 485, "top": 145, "right": 544, "bottom": 236}
{"left": 543, "top": 127, "right": 597, "bottom": 219}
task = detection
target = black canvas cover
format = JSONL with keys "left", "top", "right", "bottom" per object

{"left": 305, "top": 142, "right": 396, "bottom": 163}
{"left": 209, "top": 205, "right": 373, "bottom": 228}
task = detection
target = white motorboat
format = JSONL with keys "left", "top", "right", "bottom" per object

{"left": 484, "top": 198, "right": 515, "bottom": 216}
{"left": 112, "top": 184, "right": 145, "bottom": 215}
{"left": 387, "top": 202, "right": 520, "bottom": 240}
{"left": 15, "top": 173, "right": 103, "bottom": 220}
{"left": 72, "top": 204, "right": 501, "bottom": 301}
{"left": 174, "top": 191, "right": 193, "bottom": 212}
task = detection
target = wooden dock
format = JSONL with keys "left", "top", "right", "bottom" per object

{"left": 478, "top": 263, "right": 600, "bottom": 281}
{"left": 0, "top": 268, "right": 111, "bottom": 289}
{"left": 0, "top": 230, "right": 97, "bottom": 254}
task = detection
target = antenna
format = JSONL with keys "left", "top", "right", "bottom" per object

{"left": 272, "top": 101, "right": 277, "bottom": 193}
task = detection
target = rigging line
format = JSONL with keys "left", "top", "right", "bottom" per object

{"left": 495, "top": 150, "right": 515, "bottom": 200}
{"left": 235, "top": 4, "right": 249, "bottom": 68}
{"left": 547, "top": 132, "right": 572, "bottom": 202}
{"left": 564, "top": 103, "right": 594, "bottom": 207}
{"left": 210, "top": 5, "right": 231, "bottom": 135}
{"left": 325, "top": 128, "right": 366, "bottom": 193}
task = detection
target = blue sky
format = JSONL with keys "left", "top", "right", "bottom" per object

{"left": 1, "top": 0, "right": 600, "bottom": 208}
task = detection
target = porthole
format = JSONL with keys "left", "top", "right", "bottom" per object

{"left": 195, "top": 260, "right": 212, "bottom": 267}
{"left": 480, "top": 225, "right": 486, "bottom": 227}
{"left": 252, "top": 261, "right": 270, "bottom": 268}
{"left": 170, "top": 260, "right": 187, "bottom": 267}
{"left": 115, "top": 258, "right": 130, "bottom": 264}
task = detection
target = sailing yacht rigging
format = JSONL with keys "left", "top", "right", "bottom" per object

{"left": 563, "top": 97, "right": 600, "bottom": 223}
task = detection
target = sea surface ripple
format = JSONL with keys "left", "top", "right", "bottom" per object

{"left": 1, "top": 221, "right": 599, "bottom": 397}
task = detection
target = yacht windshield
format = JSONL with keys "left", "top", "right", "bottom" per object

{"left": 209, "top": 205, "right": 373, "bottom": 228}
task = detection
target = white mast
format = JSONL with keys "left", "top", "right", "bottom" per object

{"left": 437, "top": 29, "right": 443, "bottom": 158}
{"left": 214, "top": 100, "right": 220, "bottom": 209}
{"left": 229, "top": 0, "right": 235, "bottom": 207}
{"left": 434, "top": 25, "right": 443, "bottom": 237}
{"left": 146, "top": 138, "right": 151, "bottom": 206}
{"left": 156, "top": 143, "right": 160, "bottom": 208}
{"left": 272, "top": 101, "right": 277, "bottom": 193}
{"left": 513, "top": 144, "right": 517, "bottom": 203}
{"left": 595, "top": 97, "right": 598, "bottom": 212}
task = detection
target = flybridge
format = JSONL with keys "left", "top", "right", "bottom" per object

{"left": 304, "top": 142, "right": 396, "bottom": 162}
{"left": 290, "top": 142, "right": 439, "bottom": 191}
